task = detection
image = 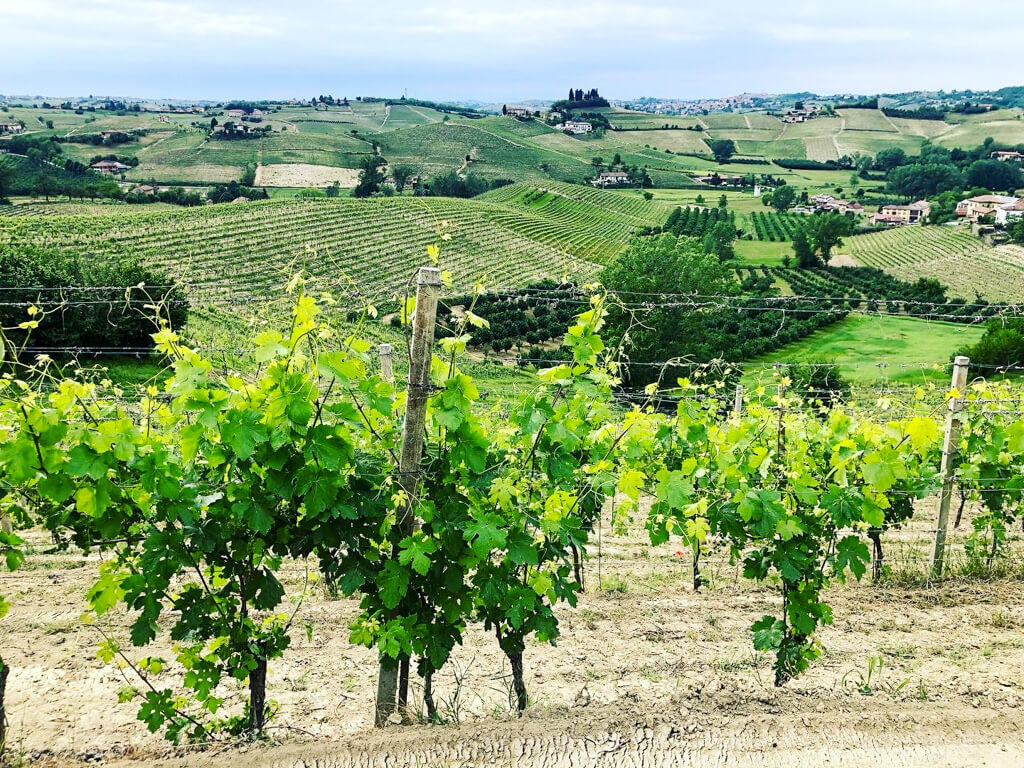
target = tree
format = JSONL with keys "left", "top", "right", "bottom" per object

{"left": 886, "top": 163, "right": 964, "bottom": 198}
{"left": 703, "top": 220, "right": 737, "bottom": 261}
{"left": 796, "top": 213, "right": 852, "bottom": 267}
{"left": 501, "top": 104, "right": 507, "bottom": 115}
{"left": 770, "top": 184, "right": 796, "bottom": 212}
{"left": 33, "top": 173, "right": 58, "bottom": 201}
{"left": 210, "top": 117, "right": 218, "bottom": 131}
{"left": 792, "top": 226, "right": 817, "bottom": 268}
{"left": 612, "top": 153, "right": 622, "bottom": 166}
{"left": 354, "top": 155, "right": 386, "bottom": 198}
{"left": 1009, "top": 219, "right": 1024, "bottom": 244}
{"left": 873, "top": 147, "right": 907, "bottom": 171}
{"left": 961, "top": 318, "right": 1024, "bottom": 368}
{"left": 391, "top": 165, "right": 414, "bottom": 193}
{"left": 601, "top": 234, "right": 738, "bottom": 385}
{"left": 709, "top": 139, "right": 736, "bottom": 163}
{"left": 966, "top": 159, "right": 1024, "bottom": 192}
{"left": 718, "top": 194, "right": 728, "bottom": 209}
{"left": 0, "top": 163, "right": 14, "bottom": 202}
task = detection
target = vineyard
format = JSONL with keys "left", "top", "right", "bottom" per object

{"left": 476, "top": 182, "right": 671, "bottom": 263}
{"left": 748, "top": 210, "right": 801, "bottom": 242}
{"left": 1, "top": 276, "right": 1023, "bottom": 766}
{"left": 844, "top": 227, "right": 1024, "bottom": 301}
{"left": 0, "top": 197, "right": 605, "bottom": 306}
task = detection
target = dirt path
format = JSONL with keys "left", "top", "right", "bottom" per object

{"left": 379, "top": 104, "right": 391, "bottom": 130}
{"left": 743, "top": 114, "right": 752, "bottom": 130}
{"left": 79, "top": 698, "right": 1024, "bottom": 768}
{"left": 880, "top": 109, "right": 902, "bottom": 133}
{"left": 406, "top": 105, "right": 438, "bottom": 123}
{"left": 136, "top": 132, "right": 173, "bottom": 155}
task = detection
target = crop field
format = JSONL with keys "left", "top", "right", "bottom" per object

{"left": 0, "top": 197, "right": 605, "bottom": 305}
{"left": 475, "top": 181, "right": 670, "bottom": 263}
{"left": 838, "top": 108, "right": 899, "bottom": 133}
{"left": 747, "top": 210, "right": 801, "bottom": 241}
{"left": 844, "top": 226, "right": 1024, "bottom": 301}
{"left": 802, "top": 135, "right": 840, "bottom": 162}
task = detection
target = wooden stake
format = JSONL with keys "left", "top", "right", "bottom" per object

{"left": 374, "top": 267, "right": 441, "bottom": 727}
{"left": 733, "top": 384, "right": 743, "bottom": 417}
{"left": 931, "top": 355, "right": 970, "bottom": 577}
{"left": 377, "top": 343, "right": 394, "bottom": 384}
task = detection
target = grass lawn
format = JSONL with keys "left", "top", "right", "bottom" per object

{"left": 741, "top": 314, "right": 985, "bottom": 386}
{"left": 734, "top": 239, "right": 792, "bottom": 265}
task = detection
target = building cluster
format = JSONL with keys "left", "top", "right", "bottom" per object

{"left": 805, "top": 194, "right": 863, "bottom": 215}
{"left": 0, "top": 123, "right": 24, "bottom": 135}
{"left": 956, "top": 195, "right": 1024, "bottom": 225}
{"left": 504, "top": 106, "right": 533, "bottom": 119}
{"left": 617, "top": 93, "right": 767, "bottom": 116}
{"left": 870, "top": 200, "right": 931, "bottom": 226}
{"left": 990, "top": 150, "right": 1024, "bottom": 163}
{"left": 591, "top": 170, "right": 630, "bottom": 187}
{"left": 781, "top": 105, "right": 817, "bottom": 124}
{"left": 90, "top": 160, "right": 132, "bottom": 175}
{"left": 554, "top": 120, "right": 592, "bottom": 135}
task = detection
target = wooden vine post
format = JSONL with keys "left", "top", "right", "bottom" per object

{"left": 374, "top": 266, "right": 441, "bottom": 727}
{"left": 931, "top": 355, "right": 970, "bottom": 577}
{"left": 377, "top": 343, "right": 394, "bottom": 384}
{"left": 733, "top": 384, "right": 743, "bottom": 418}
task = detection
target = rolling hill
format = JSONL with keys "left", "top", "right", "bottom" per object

{"left": 0, "top": 184, "right": 670, "bottom": 307}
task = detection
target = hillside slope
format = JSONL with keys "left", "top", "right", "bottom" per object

{"left": 0, "top": 196, "right": 610, "bottom": 306}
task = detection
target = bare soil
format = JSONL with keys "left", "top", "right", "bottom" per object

{"left": 7, "top": 503, "right": 1024, "bottom": 767}
{"left": 254, "top": 164, "right": 360, "bottom": 188}
{"left": 828, "top": 253, "right": 860, "bottom": 268}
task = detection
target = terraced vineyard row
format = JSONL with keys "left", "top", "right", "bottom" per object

{"left": 476, "top": 182, "right": 671, "bottom": 263}
{"left": 844, "top": 226, "right": 1024, "bottom": 301}
{"left": 480, "top": 180, "right": 670, "bottom": 224}
{"left": 0, "top": 198, "right": 602, "bottom": 307}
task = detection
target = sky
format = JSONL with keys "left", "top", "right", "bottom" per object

{"left": 2, "top": 0, "right": 1023, "bottom": 103}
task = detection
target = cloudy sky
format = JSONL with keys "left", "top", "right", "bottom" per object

{"left": 2, "top": 0, "right": 1022, "bottom": 102}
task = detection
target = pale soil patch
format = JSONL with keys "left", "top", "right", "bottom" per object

{"left": 254, "top": 164, "right": 360, "bottom": 188}
{"left": 829, "top": 253, "right": 860, "bottom": 268}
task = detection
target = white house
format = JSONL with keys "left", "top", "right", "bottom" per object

{"left": 560, "top": 120, "right": 592, "bottom": 135}
{"left": 995, "top": 199, "right": 1024, "bottom": 226}
{"left": 0, "top": 123, "right": 24, "bottom": 135}
{"left": 593, "top": 170, "right": 629, "bottom": 187}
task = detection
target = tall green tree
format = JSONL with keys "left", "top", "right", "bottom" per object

{"left": 354, "top": 155, "right": 386, "bottom": 198}
{"left": 703, "top": 219, "right": 737, "bottom": 261}
{"left": 708, "top": 139, "right": 736, "bottom": 163}
{"left": 770, "top": 184, "right": 797, "bottom": 211}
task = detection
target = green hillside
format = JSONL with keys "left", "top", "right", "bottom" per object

{"left": 0, "top": 195, "right": 615, "bottom": 305}
{"left": 10, "top": 101, "right": 1021, "bottom": 192}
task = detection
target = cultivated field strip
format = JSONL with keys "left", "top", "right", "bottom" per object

{"left": 845, "top": 227, "right": 1024, "bottom": 301}
{"left": 477, "top": 182, "right": 670, "bottom": 263}
{"left": 0, "top": 198, "right": 602, "bottom": 306}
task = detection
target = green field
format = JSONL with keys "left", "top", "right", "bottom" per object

{"left": 742, "top": 314, "right": 985, "bottom": 385}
